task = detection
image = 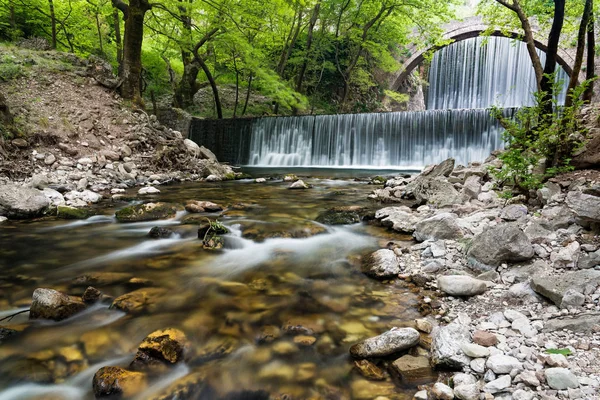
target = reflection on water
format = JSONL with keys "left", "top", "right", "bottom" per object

{"left": 0, "top": 178, "right": 427, "bottom": 399}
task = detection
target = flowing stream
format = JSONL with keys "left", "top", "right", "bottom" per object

{"left": 0, "top": 178, "right": 426, "bottom": 400}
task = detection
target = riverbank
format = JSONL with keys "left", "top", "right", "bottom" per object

{"left": 360, "top": 156, "right": 600, "bottom": 400}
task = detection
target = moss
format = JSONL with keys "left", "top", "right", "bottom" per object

{"left": 315, "top": 210, "right": 361, "bottom": 225}
{"left": 115, "top": 203, "right": 178, "bottom": 223}
{"left": 224, "top": 172, "right": 236, "bottom": 181}
{"left": 57, "top": 205, "right": 89, "bottom": 219}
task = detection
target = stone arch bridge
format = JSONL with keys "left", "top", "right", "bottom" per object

{"left": 390, "top": 16, "right": 583, "bottom": 91}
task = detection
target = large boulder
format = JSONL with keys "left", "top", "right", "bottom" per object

{"left": 130, "top": 328, "right": 192, "bottom": 371}
{"left": 375, "top": 206, "right": 422, "bottom": 234}
{"left": 430, "top": 322, "right": 471, "bottom": 369}
{"left": 29, "top": 288, "right": 86, "bottom": 321}
{"left": 0, "top": 184, "right": 50, "bottom": 218}
{"left": 413, "top": 213, "right": 463, "bottom": 242}
{"left": 571, "top": 127, "right": 600, "bottom": 169}
{"left": 566, "top": 190, "right": 600, "bottom": 223}
{"left": 531, "top": 270, "right": 600, "bottom": 308}
{"left": 115, "top": 203, "right": 178, "bottom": 222}
{"left": 362, "top": 249, "right": 401, "bottom": 279}
{"left": 437, "top": 275, "right": 487, "bottom": 297}
{"left": 409, "top": 178, "right": 463, "bottom": 207}
{"left": 467, "top": 224, "right": 534, "bottom": 269}
{"left": 349, "top": 327, "right": 420, "bottom": 358}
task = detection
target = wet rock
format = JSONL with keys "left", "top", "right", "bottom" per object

{"left": 0, "top": 327, "right": 18, "bottom": 342}
{"left": 56, "top": 205, "right": 89, "bottom": 219}
{"left": 415, "top": 318, "right": 433, "bottom": 333}
{"left": 531, "top": 270, "right": 600, "bottom": 308}
{"left": 349, "top": 327, "right": 419, "bottom": 358}
{"left": 413, "top": 213, "right": 463, "bottom": 242}
{"left": 430, "top": 322, "right": 470, "bottom": 369}
{"left": 431, "top": 382, "right": 454, "bottom": 400}
{"left": 361, "top": 249, "right": 400, "bottom": 279}
{"left": 29, "top": 288, "right": 86, "bottom": 321}
{"left": 256, "top": 325, "right": 281, "bottom": 344}
{"left": 0, "top": 184, "right": 50, "bottom": 219}
{"left": 437, "top": 275, "right": 487, "bottom": 297}
{"left": 315, "top": 208, "right": 361, "bottom": 225}
{"left": 545, "top": 368, "right": 579, "bottom": 390}
{"left": 111, "top": 288, "right": 168, "bottom": 313}
{"left": 289, "top": 180, "right": 309, "bottom": 189}
{"left": 72, "top": 272, "right": 133, "bottom": 287}
{"left": 293, "top": 335, "right": 316, "bottom": 346}
{"left": 350, "top": 379, "right": 398, "bottom": 400}
{"left": 93, "top": 366, "right": 147, "bottom": 398}
{"left": 353, "top": 360, "right": 386, "bottom": 381}
{"left": 391, "top": 355, "right": 435, "bottom": 383}
{"left": 375, "top": 206, "right": 421, "bottom": 233}
{"left": 130, "top": 328, "right": 191, "bottom": 371}
{"left": 115, "top": 203, "right": 178, "bottom": 222}
{"left": 139, "top": 186, "right": 160, "bottom": 195}
{"left": 148, "top": 226, "right": 175, "bottom": 239}
{"left": 82, "top": 286, "right": 102, "bottom": 303}
{"left": 467, "top": 223, "right": 533, "bottom": 269}
{"left": 185, "top": 200, "right": 223, "bottom": 213}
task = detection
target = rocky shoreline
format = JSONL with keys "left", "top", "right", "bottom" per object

{"left": 358, "top": 157, "right": 600, "bottom": 400}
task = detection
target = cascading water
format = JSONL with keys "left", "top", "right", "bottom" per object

{"left": 427, "top": 36, "right": 569, "bottom": 109}
{"left": 248, "top": 109, "right": 509, "bottom": 168}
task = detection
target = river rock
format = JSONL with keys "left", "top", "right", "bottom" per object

{"left": 437, "top": 275, "right": 487, "bottom": 297}
{"left": 484, "top": 375, "right": 511, "bottom": 393}
{"left": 353, "top": 360, "right": 387, "bottom": 381}
{"left": 93, "top": 366, "right": 147, "bottom": 398}
{"left": 430, "top": 322, "right": 471, "bottom": 369}
{"left": 531, "top": 270, "right": 600, "bottom": 308}
{"left": 413, "top": 213, "right": 463, "bottom": 242}
{"left": 29, "top": 288, "right": 86, "bottom": 321}
{"left": 467, "top": 223, "right": 533, "bottom": 269}
{"left": 391, "top": 355, "right": 435, "bottom": 383}
{"left": 431, "top": 382, "right": 454, "bottom": 400}
{"left": 57, "top": 205, "right": 89, "bottom": 219}
{"left": 138, "top": 186, "right": 160, "bottom": 195}
{"left": 462, "top": 175, "right": 481, "bottom": 199}
{"left": 453, "top": 383, "right": 480, "bottom": 400}
{"left": 111, "top": 288, "right": 168, "bottom": 313}
{"left": 361, "top": 249, "right": 401, "bottom": 279}
{"left": 543, "top": 313, "right": 600, "bottom": 332}
{"left": 545, "top": 368, "right": 579, "bottom": 390}
{"left": 185, "top": 200, "right": 223, "bottom": 213}
{"left": 0, "top": 184, "right": 50, "bottom": 218}
{"left": 410, "top": 178, "right": 464, "bottom": 207}
{"left": 566, "top": 189, "right": 600, "bottom": 223}
{"left": 198, "top": 145, "right": 217, "bottom": 161}
{"left": 183, "top": 139, "right": 201, "bottom": 157}
{"left": 460, "top": 343, "right": 490, "bottom": 358}
{"left": 148, "top": 226, "right": 174, "bottom": 239}
{"left": 472, "top": 330, "right": 498, "bottom": 347}
{"left": 349, "top": 327, "right": 419, "bottom": 358}
{"left": 289, "top": 180, "right": 308, "bottom": 189}
{"left": 115, "top": 203, "right": 178, "bottom": 222}
{"left": 374, "top": 206, "right": 421, "bottom": 233}
{"left": 315, "top": 207, "right": 361, "bottom": 225}
{"left": 42, "top": 188, "right": 66, "bottom": 206}
{"left": 130, "top": 328, "right": 191, "bottom": 371}
{"left": 486, "top": 354, "right": 522, "bottom": 374}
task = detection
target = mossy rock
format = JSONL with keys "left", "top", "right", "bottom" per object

{"left": 115, "top": 202, "right": 178, "bottom": 223}
{"left": 57, "top": 205, "right": 90, "bottom": 219}
{"left": 371, "top": 176, "right": 386, "bottom": 185}
{"left": 315, "top": 208, "right": 362, "bottom": 225}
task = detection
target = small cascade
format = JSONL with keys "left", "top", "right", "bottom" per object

{"left": 247, "top": 109, "right": 510, "bottom": 168}
{"left": 427, "top": 36, "right": 569, "bottom": 109}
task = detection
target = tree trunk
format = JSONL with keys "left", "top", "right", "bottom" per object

{"left": 296, "top": 1, "right": 320, "bottom": 94}
{"left": 113, "top": 8, "right": 123, "bottom": 75}
{"left": 174, "top": 52, "right": 200, "bottom": 109}
{"left": 233, "top": 54, "right": 239, "bottom": 118}
{"left": 197, "top": 56, "right": 222, "bottom": 119}
{"left": 539, "top": 0, "right": 565, "bottom": 101}
{"left": 583, "top": 3, "right": 595, "bottom": 102}
{"left": 242, "top": 73, "right": 253, "bottom": 116}
{"left": 95, "top": 11, "right": 104, "bottom": 54}
{"left": 113, "top": 0, "right": 151, "bottom": 107}
{"left": 565, "top": 0, "right": 592, "bottom": 107}
{"left": 48, "top": 0, "right": 57, "bottom": 49}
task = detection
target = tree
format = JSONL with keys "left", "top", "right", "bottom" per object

{"left": 565, "top": 0, "right": 592, "bottom": 107}
{"left": 112, "top": 0, "right": 152, "bottom": 106}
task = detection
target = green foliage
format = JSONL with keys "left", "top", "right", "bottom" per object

{"left": 546, "top": 348, "right": 573, "bottom": 356}
{"left": 0, "top": 55, "right": 25, "bottom": 81}
{"left": 491, "top": 76, "right": 591, "bottom": 194}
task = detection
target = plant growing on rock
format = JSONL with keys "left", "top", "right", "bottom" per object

{"left": 490, "top": 77, "right": 591, "bottom": 195}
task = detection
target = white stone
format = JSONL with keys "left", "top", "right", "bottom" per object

{"left": 255, "top": 178, "right": 266, "bottom": 183}
{"left": 453, "top": 373, "right": 477, "bottom": 387}
{"left": 545, "top": 368, "right": 579, "bottom": 390}
{"left": 431, "top": 382, "right": 454, "bottom": 400}
{"left": 516, "top": 370, "right": 540, "bottom": 387}
{"left": 544, "top": 353, "right": 569, "bottom": 368}
{"left": 470, "top": 358, "right": 486, "bottom": 373}
{"left": 42, "top": 188, "right": 66, "bottom": 206}
{"left": 289, "top": 180, "right": 309, "bottom": 189}
{"left": 138, "top": 186, "right": 160, "bottom": 195}
{"left": 0, "top": 216, "right": 7, "bottom": 223}
{"left": 483, "top": 374, "right": 511, "bottom": 393}
{"left": 461, "top": 343, "right": 490, "bottom": 358}
{"left": 453, "top": 384, "right": 479, "bottom": 400}
{"left": 413, "top": 390, "right": 427, "bottom": 400}
{"left": 512, "top": 389, "right": 534, "bottom": 400}
{"left": 486, "top": 354, "right": 522, "bottom": 374}
{"left": 78, "top": 157, "right": 93, "bottom": 165}
{"left": 504, "top": 309, "right": 528, "bottom": 322}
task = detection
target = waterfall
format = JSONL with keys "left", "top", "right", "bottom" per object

{"left": 427, "top": 36, "right": 569, "bottom": 109}
{"left": 247, "top": 109, "right": 509, "bottom": 168}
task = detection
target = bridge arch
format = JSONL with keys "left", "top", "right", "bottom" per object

{"left": 391, "top": 19, "right": 581, "bottom": 92}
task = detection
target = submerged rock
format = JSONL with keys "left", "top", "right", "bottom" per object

{"left": 29, "top": 288, "right": 86, "bottom": 321}
{"left": 353, "top": 360, "right": 387, "bottom": 381}
{"left": 111, "top": 288, "right": 168, "bottom": 313}
{"left": 0, "top": 184, "right": 50, "bottom": 219}
{"left": 185, "top": 200, "right": 223, "bottom": 213}
{"left": 289, "top": 180, "right": 309, "bottom": 189}
{"left": 148, "top": 226, "right": 175, "bottom": 239}
{"left": 361, "top": 249, "right": 400, "bottom": 279}
{"left": 315, "top": 207, "right": 362, "bottom": 225}
{"left": 115, "top": 202, "right": 178, "bottom": 222}
{"left": 56, "top": 205, "right": 89, "bottom": 219}
{"left": 130, "top": 328, "right": 192, "bottom": 371}
{"left": 349, "top": 327, "right": 419, "bottom": 358}
{"left": 93, "top": 366, "right": 147, "bottom": 398}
